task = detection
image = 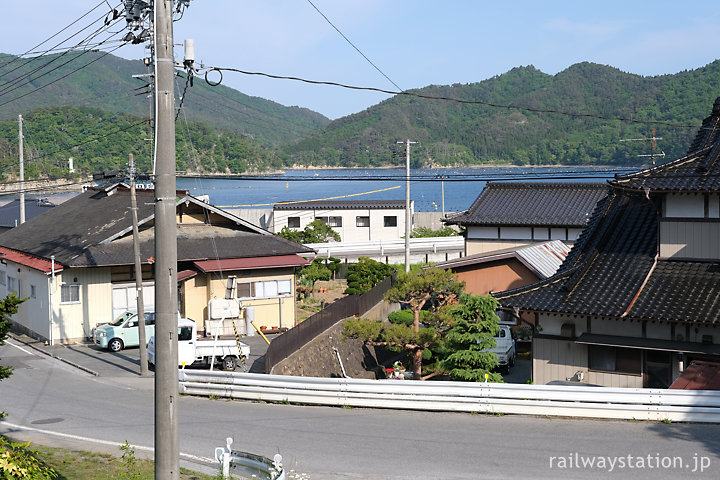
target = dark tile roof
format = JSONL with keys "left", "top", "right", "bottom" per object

{"left": 0, "top": 199, "right": 55, "bottom": 228}
{"left": 274, "top": 199, "right": 407, "bottom": 210}
{"left": 495, "top": 187, "right": 720, "bottom": 326}
{"left": 444, "top": 182, "right": 608, "bottom": 227}
{"left": 0, "top": 185, "right": 312, "bottom": 267}
{"left": 611, "top": 97, "right": 720, "bottom": 192}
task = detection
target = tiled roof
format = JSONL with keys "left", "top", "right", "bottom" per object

{"left": 444, "top": 182, "right": 608, "bottom": 227}
{"left": 0, "top": 199, "right": 55, "bottom": 228}
{"left": 274, "top": 199, "right": 407, "bottom": 210}
{"left": 495, "top": 183, "right": 720, "bottom": 326}
{"left": 611, "top": 97, "right": 720, "bottom": 192}
{"left": 0, "top": 184, "right": 312, "bottom": 267}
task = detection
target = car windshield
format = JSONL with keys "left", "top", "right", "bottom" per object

{"left": 109, "top": 312, "right": 135, "bottom": 327}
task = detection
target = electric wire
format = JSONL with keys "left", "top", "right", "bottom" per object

{"left": 0, "top": 42, "right": 128, "bottom": 109}
{"left": 0, "top": 3, "right": 122, "bottom": 88}
{"left": 204, "top": 67, "right": 703, "bottom": 130}
{"left": 0, "top": 1, "right": 111, "bottom": 72}
{"left": 305, "top": 0, "right": 403, "bottom": 92}
{"left": 0, "top": 17, "right": 126, "bottom": 100}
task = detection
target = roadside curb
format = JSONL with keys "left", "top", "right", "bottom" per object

{"left": 9, "top": 333, "right": 100, "bottom": 377}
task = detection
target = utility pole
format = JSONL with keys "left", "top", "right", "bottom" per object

{"left": 398, "top": 140, "right": 417, "bottom": 272}
{"left": 129, "top": 153, "right": 149, "bottom": 377}
{"left": 18, "top": 115, "right": 25, "bottom": 224}
{"left": 153, "top": 1, "right": 179, "bottom": 478}
{"left": 440, "top": 175, "right": 446, "bottom": 217}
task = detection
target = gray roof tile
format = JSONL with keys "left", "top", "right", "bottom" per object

{"left": 445, "top": 182, "right": 608, "bottom": 227}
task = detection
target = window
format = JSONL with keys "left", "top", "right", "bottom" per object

{"left": 589, "top": 345, "right": 641, "bottom": 374}
{"left": 61, "top": 284, "right": 80, "bottom": 304}
{"left": 30, "top": 285, "right": 36, "bottom": 299}
{"left": 316, "top": 216, "right": 342, "bottom": 227}
{"left": 287, "top": 217, "right": 300, "bottom": 228}
{"left": 7, "top": 276, "right": 16, "bottom": 293}
{"left": 356, "top": 216, "right": 370, "bottom": 227}
{"left": 237, "top": 279, "right": 293, "bottom": 299}
{"left": 0, "top": 271, "right": 5, "bottom": 286}
{"left": 384, "top": 216, "right": 397, "bottom": 227}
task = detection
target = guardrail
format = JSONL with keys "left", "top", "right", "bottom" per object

{"left": 215, "top": 437, "right": 286, "bottom": 480}
{"left": 180, "top": 371, "right": 720, "bottom": 423}
{"left": 305, "top": 236, "right": 464, "bottom": 256}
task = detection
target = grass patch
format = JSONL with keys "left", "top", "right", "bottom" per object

{"left": 4, "top": 437, "right": 219, "bottom": 480}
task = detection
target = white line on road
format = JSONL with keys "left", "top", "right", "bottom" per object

{"left": 0, "top": 421, "right": 215, "bottom": 465}
{"left": 4, "top": 339, "right": 35, "bottom": 355}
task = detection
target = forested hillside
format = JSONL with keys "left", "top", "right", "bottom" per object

{"left": 0, "top": 52, "right": 329, "bottom": 148}
{"left": 282, "top": 61, "right": 720, "bottom": 167}
{"left": 2, "top": 52, "right": 720, "bottom": 176}
{"left": 0, "top": 106, "right": 280, "bottom": 178}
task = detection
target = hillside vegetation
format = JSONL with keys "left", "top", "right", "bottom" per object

{"left": 2, "top": 52, "right": 720, "bottom": 176}
{"left": 282, "top": 61, "right": 720, "bottom": 167}
{"left": 0, "top": 106, "right": 280, "bottom": 178}
{"left": 0, "top": 52, "right": 329, "bottom": 148}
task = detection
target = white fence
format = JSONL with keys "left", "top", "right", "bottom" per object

{"left": 179, "top": 371, "right": 720, "bottom": 423}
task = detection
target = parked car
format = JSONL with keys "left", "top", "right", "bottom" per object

{"left": 93, "top": 311, "right": 155, "bottom": 352}
{"left": 490, "top": 324, "right": 516, "bottom": 374}
{"left": 147, "top": 317, "right": 249, "bottom": 371}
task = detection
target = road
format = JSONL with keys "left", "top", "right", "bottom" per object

{"left": 1, "top": 339, "right": 718, "bottom": 479}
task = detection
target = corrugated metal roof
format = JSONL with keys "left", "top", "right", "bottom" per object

{"left": 193, "top": 254, "right": 311, "bottom": 272}
{"left": 670, "top": 361, "right": 720, "bottom": 390}
{"left": 516, "top": 240, "right": 571, "bottom": 279}
{"left": 0, "top": 247, "right": 63, "bottom": 273}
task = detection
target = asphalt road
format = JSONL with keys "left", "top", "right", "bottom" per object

{"left": 1, "top": 338, "right": 719, "bottom": 479}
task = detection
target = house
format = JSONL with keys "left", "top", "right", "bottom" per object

{"left": 444, "top": 182, "right": 608, "bottom": 256}
{"left": 271, "top": 199, "right": 413, "bottom": 243}
{"left": 0, "top": 183, "right": 313, "bottom": 343}
{"left": 0, "top": 198, "right": 56, "bottom": 233}
{"left": 434, "top": 240, "right": 570, "bottom": 296}
{"left": 494, "top": 98, "right": 720, "bottom": 388}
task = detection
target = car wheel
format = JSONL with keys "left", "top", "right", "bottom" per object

{"left": 222, "top": 356, "right": 236, "bottom": 371}
{"left": 509, "top": 355, "right": 515, "bottom": 367}
{"left": 108, "top": 338, "right": 124, "bottom": 352}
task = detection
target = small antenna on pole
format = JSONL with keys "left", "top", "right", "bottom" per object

{"left": 620, "top": 128, "right": 665, "bottom": 165}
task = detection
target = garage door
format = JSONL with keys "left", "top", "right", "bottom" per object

{"left": 112, "top": 284, "right": 155, "bottom": 319}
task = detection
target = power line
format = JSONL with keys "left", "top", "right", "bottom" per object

{"left": 0, "top": 19, "right": 126, "bottom": 99}
{"left": 0, "top": 3, "right": 122, "bottom": 87}
{"left": 203, "top": 67, "right": 703, "bottom": 130}
{"left": 0, "top": 43, "right": 128, "bottom": 109}
{"left": 305, "top": 0, "right": 403, "bottom": 92}
{"left": 0, "top": 1, "right": 112, "bottom": 72}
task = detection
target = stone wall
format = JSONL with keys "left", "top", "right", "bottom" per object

{"left": 271, "top": 300, "right": 400, "bottom": 378}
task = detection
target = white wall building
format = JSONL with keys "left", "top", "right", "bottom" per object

{"left": 270, "top": 199, "right": 413, "bottom": 243}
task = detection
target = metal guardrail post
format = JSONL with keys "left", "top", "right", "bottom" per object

{"left": 214, "top": 437, "right": 233, "bottom": 479}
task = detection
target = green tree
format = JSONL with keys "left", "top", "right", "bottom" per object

{"left": 276, "top": 220, "right": 341, "bottom": 244}
{"left": 410, "top": 226, "right": 459, "bottom": 238}
{"left": 441, "top": 293, "right": 502, "bottom": 382}
{"left": 344, "top": 257, "right": 392, "bottom": 295}
{"left": 344, "top": 268, "right": 463, "bottom": 380}
{"left": 1, "top": 293, "right": 25, "bottom": 418}
{"left": 298, "top": 259, "right": 332, "bottom": 293}
{"left": 301, "top": 220, "right": 341, "bottom": 243}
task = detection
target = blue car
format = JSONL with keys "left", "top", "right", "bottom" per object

{"left": 93, "top": 312, "right": 156, "bottom": 352}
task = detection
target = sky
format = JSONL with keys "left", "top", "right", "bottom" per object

{"left": 2, "top": 1, "right": 720, "bottom": 119}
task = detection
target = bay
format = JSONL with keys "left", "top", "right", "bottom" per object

{"left": 176, "top": 166, "right": 632, "bottom": 213}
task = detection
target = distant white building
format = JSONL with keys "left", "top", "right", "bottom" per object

{"left": 270, "top": 199, "right": 413, "bottom": 243}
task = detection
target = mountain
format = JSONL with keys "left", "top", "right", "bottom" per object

{"left": 0, "top": 51, "right": 329, "bottom": 147}
{"left": 281, "top": 61, "right": 720, "bottom": 167}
